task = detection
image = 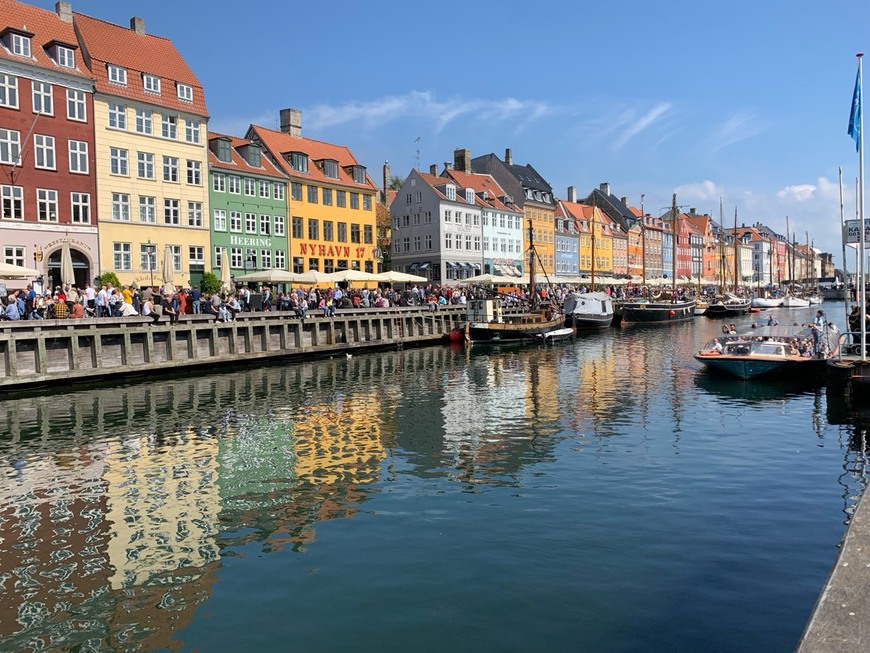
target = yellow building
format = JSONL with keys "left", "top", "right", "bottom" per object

{"left": 560, "top": 201, "right": 614, "bottom": 277}
{"left": 74, "top": 12, "right": 210, "bottom": 288}
{"left": 248, "top": 110, "right": 379, "bottom": 274}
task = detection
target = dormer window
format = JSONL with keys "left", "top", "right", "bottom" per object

{"left": 290, "top": 151, "right": 308, "bottom": 173}
{"left": 56, "top": 46, "right": 74, "bottom": 68}
{"left": 352, "top": 165, "right": 366, "bottom": 184}
{"left": 216, "top": 138, "right": 232, "bottom": 163}
{"left": 11, "top": 33, "right": 31, "bottom": 58}
{"left": 143, "top": 74, "right": 160, "bottom": 94}
{"left": 323, "top": 159, "right": 338, "bottom": 179}
{"left": 465, "top": 188, "right": 474, "bottom": 204}
{"left": 108, "top": 65, "right": 127, "bottom": 85}
{"left": 246, "top": 145, "right": 261, "bottom": 168}
{"left": 446, "top": 185, "right": 456, "bottom": 201}
{"left": 177, "top": 83, "right": 193, "bottom": 102}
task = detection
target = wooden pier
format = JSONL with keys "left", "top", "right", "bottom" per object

{"left": 0, "top": 306, "right": 465, "bottom": 391}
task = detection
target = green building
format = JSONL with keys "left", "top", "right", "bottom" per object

{"left": 207, "top": 133, "right": 289, "bottom": 281}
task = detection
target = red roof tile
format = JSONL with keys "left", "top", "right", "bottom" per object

{"left": 73, "top": 12, "right": 207, "bottom": 116}
{"left": 249, "top": 125, "right": 377, "bottom": 191}
{"left": 207, "top": 132, "right": 288, "bottom": 180}
{"left": 0, "top": 0, "right": 91, "bottom": 79}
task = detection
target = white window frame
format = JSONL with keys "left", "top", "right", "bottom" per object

{"left": 186, "top": 160, "right": 201, "bottom": 185}
{"left": 231, "top": 248, "right": 243, "bottom": 268}
{"left": 68, "top": 140, "right": 88, "bottom": 174}
{"left": 1, "top": 185, "right": 24, "bottom": 220}
{"left": 228, "top": 175, "right": 240, "bottom": 194}
{"left": 0, "top": 128, "right": 21, "bottom": 165}
{"left": 108, "top": 65, "right": 127, "bottom": 85}
{"left": 71, "top": 192, "right": 90, "bottom": 223}
{"left": 31, "top": 81, "right": 52, "bottom": 115}
{"left": 259, "top": 214, "right": 270, "bottom": 235}
{"left": 259, "top": 180, "right": 270, "bottom": 198}
{"left": 244, "top": 178, "right": 256, "bottom": 196}
{"left": 140, "top": 244, "right": 157, "bottom": 271}
{"left": 139, "top": 196, "right": 156, "bottom": 223}
{"left": 0, "top": 73, "right": 18, "bottom": 108}
{"left": 66, "top": 89, "right": 86, "bottom": 121}
{"left": 36, "top": 188, "right": 58, "bottom": 222}
{"left": 275, "top": 250, "right": 285, "bottom": 269}
{"left": 187, "top": 201, "right": 203, "bottom": 227}
{"left": 177, "top": 83, "right": 193, "bottom": 102}
{"left": 56, "top": 46, "right": 74, "bottom": 68}
{"left": 164, "top": 198, "right": 180, "bottom": 225}
{"left": 274, "top": 183, "right": 285, "bottom": 201}
{"left": 34, "top": 134, "right": 56, "bottom": 170}
{"left": 245, "top": 212, "right": 257, "bottom": 233}
{"left": 170, "top": 245, "right": 182, "bottom": 272}
{"left": 135, "top": 108, "right": 152, "bottom": 134}
{"left": 113, "top": 242, "right": 132, "bottom": 271}
{"left": 137, "top": 151, "right": 154, "bottom": 179}
{"left": 110, "top": 147, "right": 128, "bottom": 176}
{"left": 11, "top": 34, "right": 31, "bottom": 58}
{"left": 274, "top": 216, "right": 285, "bottom": 236}
{"left": 112, "top": 192, "right": 130, "bottom": 221}
{"left": 189, "top": 246, "right": 204, "bottom": 264}
{"left": 163, "top": 156, "right": 179, "bottom": 183}
{"left": 230, "top": 211, "right": 242, "bottom": 233}
{"left": 108, "top": 102, "right": 127, "bottom": 129}
{"left": 4, "top": 245, "right": 26, "bottom": 266}
{"left": 213, "top": 209, "right": 227, "bottom": 231}
{"left": 161, "top": 114, "right": 177, "bottom": 139}
{"left": 213, "top": 173, "right": 225, "bottom": 192}
{"left": 143, "top": 74, "right": 161, "bottom": 94}
{"left": 185, "top": 119, "right": 201, "bottom": 144}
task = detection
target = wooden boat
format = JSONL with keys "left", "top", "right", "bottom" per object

{"left": 781, "top": 294, "right": 810, "bottom": 308}
{"left": 704, "top": 294, "right": 751, "bottom": 317}
{"left": 620, "top": 297, "right": 696, "bottom": 323}
{"left": 751, "top": 296, "right": 783, "bottom": 308}
{"left": 694, "top": 299, "right": 710, "bottom": 316}
{"left": 563, "top": 291, "right": 613, "bottom": 330}
{"left": 694, "top": 326, "right": 837, "bottom": 380}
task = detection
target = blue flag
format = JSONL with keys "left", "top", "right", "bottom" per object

{"left": 849, "top": 66, "right": 862, "bottom": 151}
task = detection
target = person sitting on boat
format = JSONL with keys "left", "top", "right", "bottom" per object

{"left": 712, "top": 339, "right": 723, "bottom": 354}
{"left": 788, "top": 340, "right": 800, "bottom": 356}
{"left": 722, "top": 325, "right": 730, "bottom": 334}
{"left": 728, "top": 324, "right": 737, "bottom": 334}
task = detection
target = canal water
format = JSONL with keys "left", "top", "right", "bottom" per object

{"left": 0, "top": 303, "right": 866, "bottom": 653}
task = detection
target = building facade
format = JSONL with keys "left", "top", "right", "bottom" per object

{"left": 0, "top": 0, "right": 98, "bottom": 290}
{"left": 74, "top": 11, "right": 210, "bottom": 288}
{"left": 207, "top": 133, "right": 288, "bottom": 280}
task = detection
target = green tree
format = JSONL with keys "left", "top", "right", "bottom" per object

{"left": 200, "top": 272, "right": 220, "bottom": 295}
{"left": 99, "top": 271, "right": 121, "bottom": 289}
{"left": 389, "top": 175, "right": 404, "bottom": 190}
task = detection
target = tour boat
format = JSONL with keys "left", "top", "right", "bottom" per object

{"left": 704, "top": 294, "right": 751, "bottom": 318}
{"left": 751, "top": 296, "right": 783, "bottom": 308}
{"left": 563, "top": 291, "right": 614, "bottom": 330}
{"left": 694, "top": 326, "right": 836, "bottom": 380}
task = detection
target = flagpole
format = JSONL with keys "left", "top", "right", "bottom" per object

{"left": 858, "top": 53, "right": 866, "bottom": 361}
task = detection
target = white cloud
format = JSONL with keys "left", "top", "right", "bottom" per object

{"left": 777, "top": 184, "right": 816, "bottom": 202}
{"left": 709, "top": 111, "right": 765, "bottom": 153}
{"left": 612, "top": 103, "right": 673, "bottom": 150}
{"left": 674, "top": 180, "right": 724, "bottom": 202}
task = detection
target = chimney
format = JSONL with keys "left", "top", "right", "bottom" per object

{"left": 429, "top": 164, "right": 438, "bottom": 175}
{"left": 689, "top": 207, "right": 697, "bottom": 215}
{"left": 505, "top": 148, "right": 513, "bottom": 165}
{"left": 443, "top": 162, "right": 451, "bottom": 172}
{"left": 567, "top": 186, "right": 577, "bottom": 203}
{"left": 383, "top": 161, "right": 390, "bottom": 198}
{"left": 279, "top": 108, "right": 302, "bottom": 136}
{"left": 55, "top": 2, "right": 72, "bottom": 23}
{"left": 599, "top": 182, "right": 611, "bottom": 196}
{"left": 454, "top": 148, "right": 470, "bottom": 173}
{"left": 130, "top": 16, "right": 145, "bottom": 35}
{"left": 620, "top": 196, "right": 628, "bottom": 206}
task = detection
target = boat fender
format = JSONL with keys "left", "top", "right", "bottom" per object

{"left": 669, "top": 310, "right": 675, "bottom": 316}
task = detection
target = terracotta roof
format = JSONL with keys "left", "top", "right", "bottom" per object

{"left": 442, "top": 170, "right": 515, "bottom": 210}
{"left": 73, "top": 12, "right": 207, "bottom": 116}
{"left": 249, "top": 124, "right": 377, "bottom": 191}
{"left": 0, "top": 0, "right": 91, "bottom": 80}
{"left": 207, "top": 132, "right": 288, "bottom": 180}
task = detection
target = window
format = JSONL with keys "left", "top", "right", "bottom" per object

{"left": 108, "top": 65, "right": 127, "bottom": 85}
{"left": 213, "top": 173, "right": 225, "bottom": 192}
{"left": 0, "top": 128, "right": 21, "bottom": 164}
{"left": 230, "top": 247, "right": 242, "bottom": 268}
{"left": 246, "top": 212, "right": 257, "bottom": 233}
{"left": 414, "top": 236, "right": 421, "bottom": 251}
{"left": 337, "top": 190, "right": 346, "bottom": 208}
{"left": 307, "top": 185, "right": 318, "bottom": 204}
{"left": 188, "top": 201, "right": 203, "bottom": 227}
{"left": 139, "top": 196, "right": 156, "bottom": 223}
{"left": 135, "top": 108, "right": 152, "bottom": 134}
{"left": 137, "top": 151, "right": 154, "bottom": 179}
{"left": 364, "top": 225, "right": 373, "bottom": 244}
{"left": 466, "top": 235, "right": 473, "bottom": 250}
{"left": 230, "top": 211, "right": 242, "bottom": 232}
{"left": 261, "top": 250, "right": 272, "bottom": 269}
{"left": 109, "top": 147, "right": 128, "bottom": 176}
{"left": 425, "top": 234, "right": 432, "bottom": 250}
{"left": 177, "top": 83, "right": 193, "bottom": 102}
{"left": 260, "top": 214, "right": 271, "bottom": 234}
{"left": 68, "top": 140, "right": 88, "bottom": 174}
{"left": 70, "top": 192, "right": 90, "bottom": 223}
{"left": 169, "top": 245, "right": 182, "bottom": 272}
{"left": 228, "top": 176, "right": 240, "bottom": 194}
{"left": 140, "top": 244, "right": 157, "bottom": 271}
{"left": 350, "top": 192, "right": 359, "bottom": 209}
{"left": 290, "top": 152, "right": 308, "bottom": 172}
{"left": 260, "top": 180, "right": 270, "bottom": 198}
{"left": 164, "top": 199, "right": 180, "bottom": 225}
{"left": 323, "top": 220, "right": 333, "bottom": 241}
{"left": 2, "top": 185, "right": 23, "bottom": 220}
{"left": 322, "top": 188, "right": 332, "bottom": 205}
{"left": 112, "top": 192, "right": 130, "bottom": 221}
{"left": 274, "top": 216, "right": 285, "bottom": 236}
{"left": 143, "top": 74, "right": 161, "bottom": 94}
{"left": 402, "top": 238, "right": 410, "bottom": 253}
{"left": 185, "top": 119, "right": 200, "bottom": 144}
{"left": 337, "top": 222, "right": 347, "bottom": 242}
{"left": 308, "top": 218, "right": 319, "bottom": 240}
{"left": 4, "top": 246, "right": 25, "bottom": 266}
{"left": 352, "top": 166, "right": 366, "bottom": 184}
{"left": 445, "top": 233, "right": 452, "bottom": 249}
{"left": 186, "top": 160, "right": 201, "bottom": 185}
{"left": 291, "top": 182, "right": 302, "bottom": 201}
{"left": 31, "top": 81, "right": 52, "bottom": 115}
{"left": 244, "top": 178, "right": 256, "bottom": 196}
{"left": 292, "top": 217, "right": 303, "bottom": 238}
{"left": 113, "top": 242, "right": 131, "bottom": 270}
{"left": 189, "top": 246, "right": 204, "bottom": 264}
{"left": 66, "top": 89, "right": 86, "bottom": 121}
{"left": 275, "top": 250, "right": 285, "bottom": 269}
{"left": 216, "top": 139, "right": 231, "bottom": 161}
{"left": 363, "top": 195, "right": 372, "bottom": 211}
{"left": 108, "top": 102, "right": 127, "bottom": 129}
{"left": 0, "top": 74, "right": 18, "bottom": 108}
{"left": 34, "top": 135, "right": 55, "bottom": 169}
{"left": 274, "top": 183, "right": 285, "bottom": 201}
{"left": 11, "top": 33, "right": 31, "bottom": 58}
{"left": 351, "top": 224, "right": 361, "bottom": 243}
{"left": 162, "top": 156, "right": 178, "bottom": 182}
{"left": 323, "top": 160, "right": 338, "bottom": 178}
{"left": 213, "top": 209, "right": 226, "bottom": 231}
{"left": 56, "top": 45, "right": 74, "bottom": 68}
{"left": 161, "top": 114, "right": 177, "bottom": 139}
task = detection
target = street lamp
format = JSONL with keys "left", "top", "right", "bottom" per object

{"left": 144, "top": 239, "right": 156, "bottom": 289}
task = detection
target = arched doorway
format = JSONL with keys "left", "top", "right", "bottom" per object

{"left": 47, "top": 247, "right": 91, "bottom": 290}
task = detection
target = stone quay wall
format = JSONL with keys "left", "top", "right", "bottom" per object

{"left": 0, "top": 306, "right": 466, "bottom": 391}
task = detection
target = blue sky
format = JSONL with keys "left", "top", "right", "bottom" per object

{"left": 31, "top": 0, "right": 870, "bottom": 256}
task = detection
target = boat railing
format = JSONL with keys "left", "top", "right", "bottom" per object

{"left": 833, "top": 332, "right": 868, "bottom": 359}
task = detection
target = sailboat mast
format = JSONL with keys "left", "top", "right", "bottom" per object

{"left": 591, "top": 197, "right": 596, "bottom": 290}
{"left": 671, "top": 193, "right": 678, "bottom": 294}
{"left": 640, "top": 194, "right": 646, "bottom": 287}
{"left": 733, "top": 206, "right": 740, "bottom": 294}
{"left": 528, "top": 218, "right": 536, "bottom": 303}
{"left": 786, "top": 216, "right": 793, "bottom": 288}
